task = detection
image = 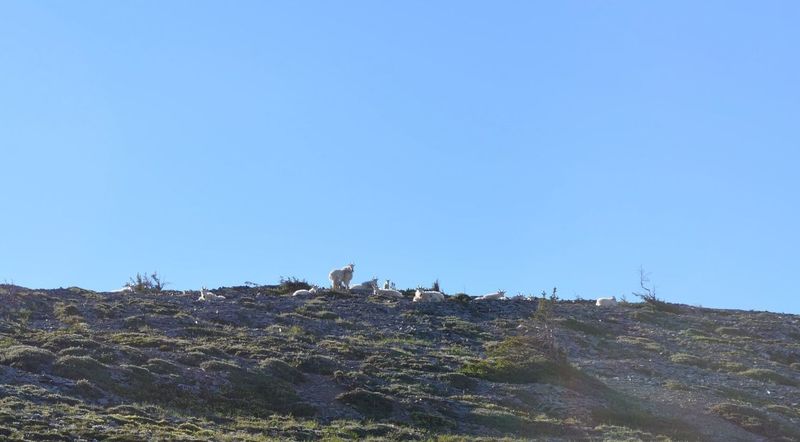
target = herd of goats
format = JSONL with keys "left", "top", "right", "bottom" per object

{"left": 193, "top": 263, "right": 619, "bottom": 307}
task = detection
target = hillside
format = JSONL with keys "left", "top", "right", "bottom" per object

{"left": 0, "top": 283, "right": 799, "bottom": 441}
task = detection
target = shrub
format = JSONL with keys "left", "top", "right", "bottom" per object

{"left": 278, "top": 276, "right": 310, "bottom": 294}
{"left": 0, "top": 345, "right": 55, "bottom": 372}
{"left": 125, "top": 271, "right": 168, "bottom": 293}
{"left": 632, "top": 267, "right": 683, "bottom": 314}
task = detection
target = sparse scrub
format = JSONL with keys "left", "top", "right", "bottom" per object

{"left": 278, "top": 276, "right": 310, "bottom": 294}
{"left": 125, "top": 271, "right": 168, "bottom": 293}
{"left": 632, "top": 267, "right": 682, "bottom": 313}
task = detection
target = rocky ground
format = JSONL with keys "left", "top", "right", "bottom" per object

{"left": 0, "top": 282, "right": 799, "bottom": 441}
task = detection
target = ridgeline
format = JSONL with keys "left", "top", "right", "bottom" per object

{"left": 0, "top": 282, "right": 798, "bottom": 441}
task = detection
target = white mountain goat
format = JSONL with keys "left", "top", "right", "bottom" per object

{"left": 476, "top": 290, "right": 506, "bottom": 301}
{"left": 596, "top": 296, "right": 617, "bottom": 307}
{"left": 110, "top": 286, "right": 134, "bottom": 293}
{"left": 329, "top": 264, "right": 355, "bottom": 292}
{"left": 413, "top": 289, "right": 445, "bottom": 303}
{"left": 197, "top": 286, "right": 226, "bottom": 302}
{"left": 350, "top": 278, "right": 379, "bottom": 295}
{"left": 292, "top": 286, "right": 322, "bottom": 297}
{"left": 373, "top": 286, "right": 404, "bottom": 299}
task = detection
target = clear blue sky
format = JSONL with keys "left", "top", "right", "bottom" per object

{"left": 1, "top": 2, "right": 798, "bottom": 313}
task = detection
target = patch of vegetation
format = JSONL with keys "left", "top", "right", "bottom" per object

{"left": 441, "top": 317, "right": 487, "bottom": 339}
{"left": 560, "top": 317, "right": 612, "bottom": 336}
{"left": 616, "top": 336, "right": 662, "bottom": 352}
{"left": 591, "top": 391, "right": 699, "bottom": 441}
{"left": 460, "top": 336, "right": 584, "bottom": 387}
{"left": 0, "top": 345, "right": 55, "bottom": 372}
{"left": 632, "top": 267, "right": 683, "bottom": 314}
{"left": 53, "top": 302, "right": 83, "bottom": 324}
{"left": 107, "top": 332, "right": 188, "bottom": 351}
{"left": 278, "top": 276, "right": 310, "bottom": 294}
{"left": 52, "top": 355, "right": 112, "bottom": 385}
{"left": 125, "top": 271, "right": 168, "bottom": 293}
{"left": 715, "top": 326, "right": 755, "bottom": 337}
{"left": 439, "top": 372, "right": 478, "bottom": 390}
{"left": 670, "top": 352, "right": 711, "bottom": 369}
{"left": 260, "top": 358, "right": 305, "bottom": 383}
{"left": 711, "top": 402, "right": 800, "bottom": 440}
{"left": 337, "top": 389, "right": 394, "bottom": 418}
{"left": 295, "top": 354, "right": 340, "bottom": 375}
{"left": 739, "top": 368, "right": 798, "bottom": 386}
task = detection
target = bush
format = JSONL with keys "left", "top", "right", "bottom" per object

{"left": 0, "top": 345, "right": 55, "bottom": 372}
{"left": 279, "top": 276, "right": 310, "bottom": 294}
{"left": 125, "top": 272, "right": 168, "bottom": 293}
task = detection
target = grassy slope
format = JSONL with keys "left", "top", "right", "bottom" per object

{"left": 0, "top": 283, "right": 799, "bottom": 441}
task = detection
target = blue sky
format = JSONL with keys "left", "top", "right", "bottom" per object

{"left": 1, "top": 2, "right": 798, "bottom": 313}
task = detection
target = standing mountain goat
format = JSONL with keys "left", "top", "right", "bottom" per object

{"left": 329, "top": 264, "right": 355, "bottom": 292}
{"left": 596, "top": 296, "right": 617, "bottom": 307}
{"left": 413, "top": 289, "right": 445, "bottom": 303}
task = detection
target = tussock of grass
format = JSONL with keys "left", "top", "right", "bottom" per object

{"left": 337, "top": 389, "right": 394, "bottom": 418}
{"left": 711, "top": 402, "right": 800, "bottom": 440}
{"left": 670, "top": 353, "right": 711, "bottom": 369}
{"left": 0, "top": 345, "right": 55, "bottom": 372}
{"left": 739, "top": 368, "right": 798, "bottom": 386}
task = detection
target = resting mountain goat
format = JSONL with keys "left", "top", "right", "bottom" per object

{"left": 413, "top": 289, "right": 445, "bottom": 303}
{"left": 596, "top": 296, "right": 617, "bottom": 307}
{"left": 329, "top": 264, "right": 355, "bottom": 292}
{"left": 111, "top": 286, "right": 135, "bottom": 293}
{"left": 373, "top": 287, "right": 403, "bottom": 299}
{"left": 292, "top": 286, "right": 322, "bottom": 297}
{"left": 198, "top": 287, "right": 226, "bottom": 302}
{"left": 476, "top": 290, "right": 506, "bottom": 301}
{"left": 350, "top": 278, "right": 379, "bottom": 295}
